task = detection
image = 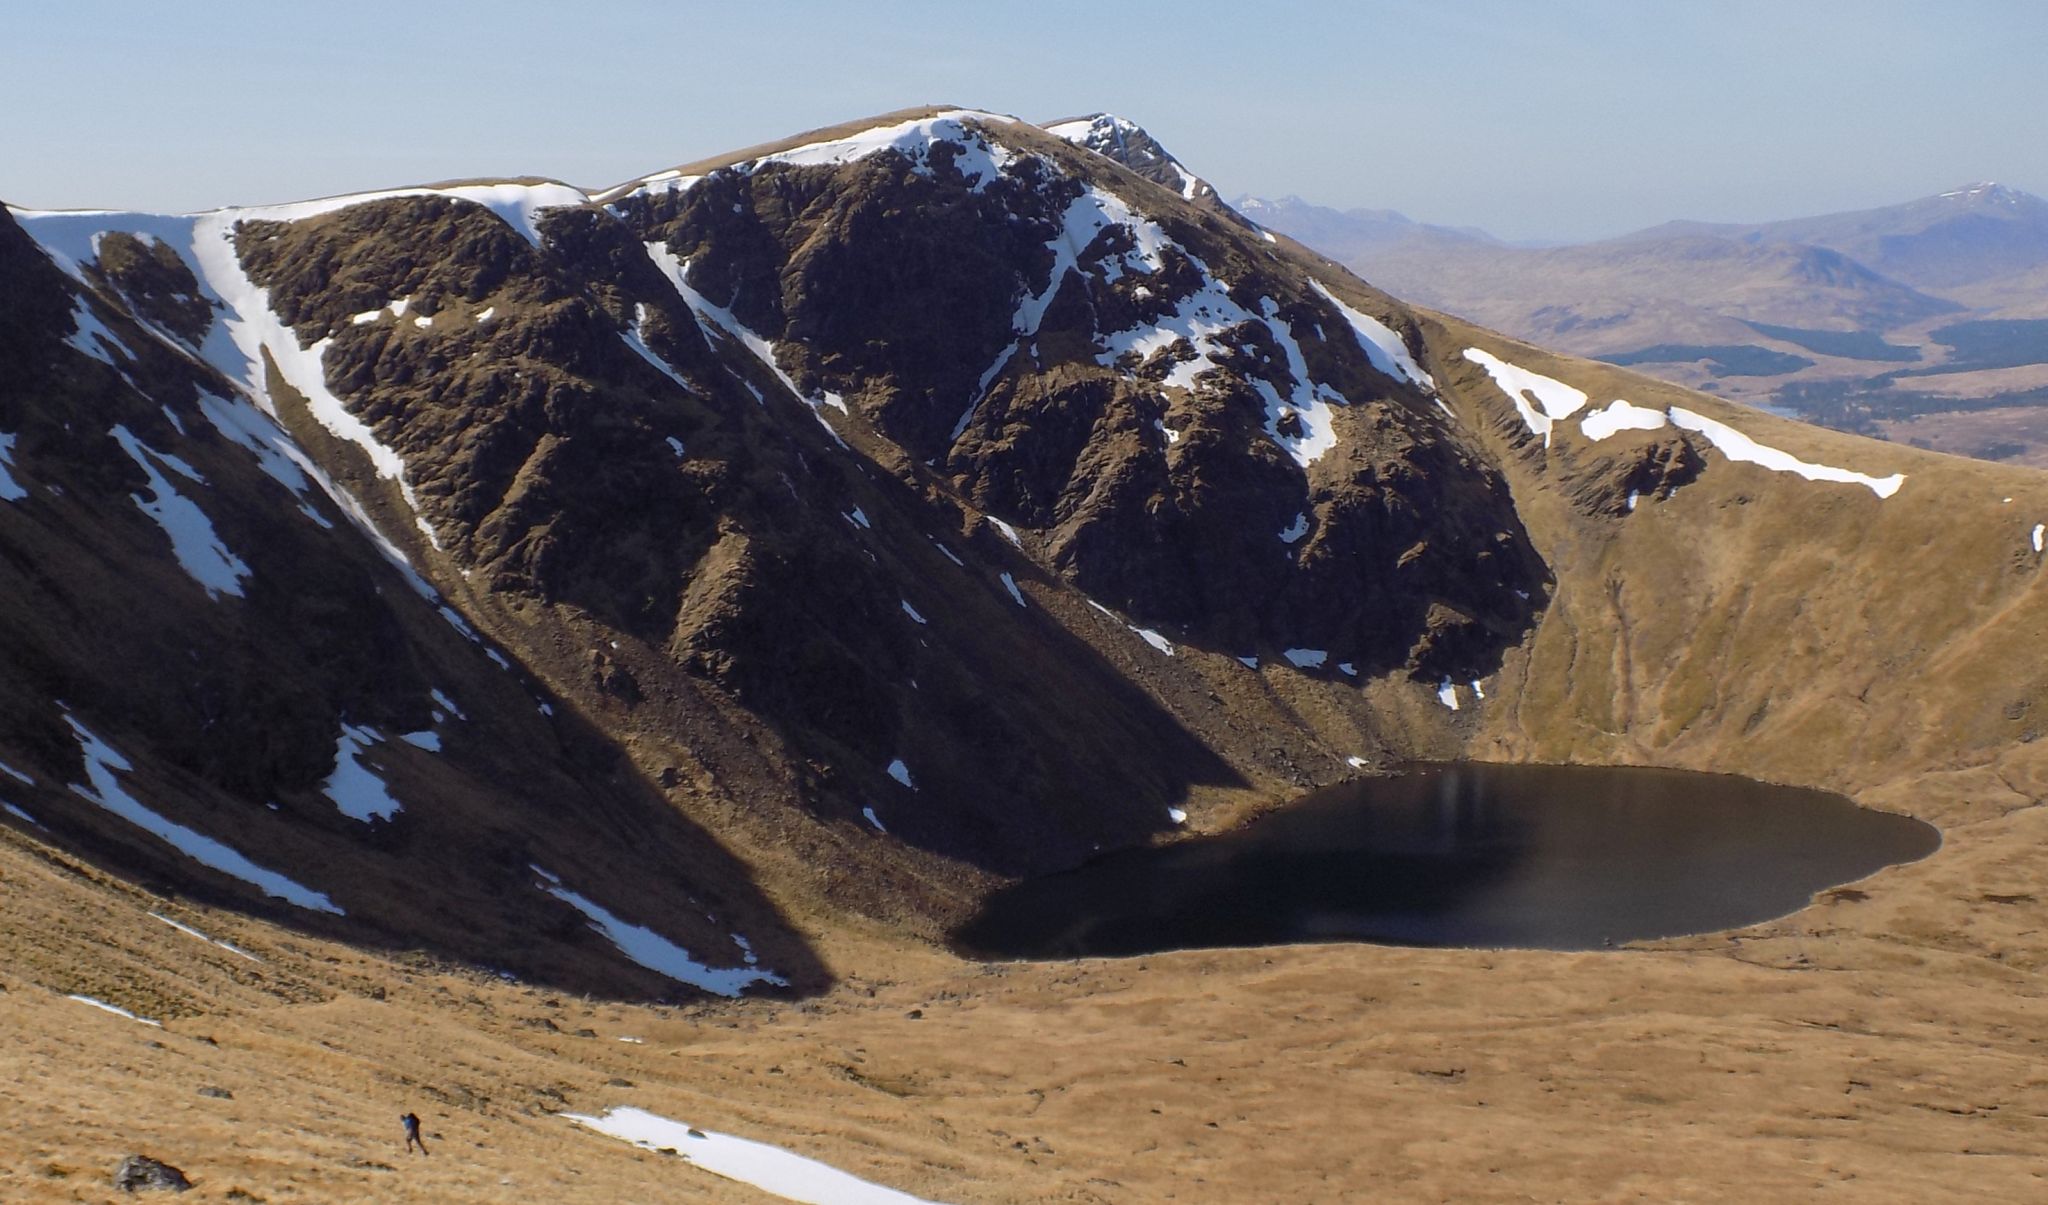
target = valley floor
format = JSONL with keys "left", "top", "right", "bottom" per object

{"left": 4, "top": 787, "right": 2046, "bottom": 1203}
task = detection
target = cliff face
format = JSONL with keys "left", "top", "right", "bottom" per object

{"left": 4, "top": 109, "right": 2045, "bottom": 999}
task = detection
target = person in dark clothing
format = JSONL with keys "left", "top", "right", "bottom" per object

{"left": 402, "top": 1111, "right": 428, "bottom": 1155}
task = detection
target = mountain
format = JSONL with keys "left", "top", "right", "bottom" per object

{"left": 1255, "top": 182, "right": 2048, "bottom": 465}
{"left": 1634, "top": 181, "right": 2048, "bottom": 294}
{"left": 1233, "top": 193, "right": 1499, "bottom": 260}
{"left": 5, "top": 107, "right": 2048, "bottom": 1202}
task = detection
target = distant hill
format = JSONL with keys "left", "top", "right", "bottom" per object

{"left": 1230, "top": 195, "right": 1498, "bottom": 260}
{"left": 1247, "top": 184, "right": 2048, "bottom": 466}
{"left": 1632, "top": 182, "right": 2048, "bottom": 295}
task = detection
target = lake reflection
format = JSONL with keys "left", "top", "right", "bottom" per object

{"left": 954, "top": 762, "right": 1940, "bottom": 958}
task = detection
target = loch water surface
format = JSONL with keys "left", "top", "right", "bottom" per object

{"left": 955, "top": 762, "right": 1940, "bottom": 958}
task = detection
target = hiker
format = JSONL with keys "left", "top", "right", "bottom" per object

{"left": 402, "top": 1111, "right": 428, "bottom": 1155}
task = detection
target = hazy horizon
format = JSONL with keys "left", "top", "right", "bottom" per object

{"left": 6, "top": 1, "right": 2042, "bottom": 243}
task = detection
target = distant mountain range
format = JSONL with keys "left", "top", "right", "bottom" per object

{"left": 1240, "top": 185, "right": 2048, "bottom": 465}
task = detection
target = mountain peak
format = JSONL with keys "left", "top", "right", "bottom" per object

{"left": 1042, "top": 112, "right": 1217, "bottom": 205}
{"left": 1938, "top": 181, "right": 2022, "bottom": 204}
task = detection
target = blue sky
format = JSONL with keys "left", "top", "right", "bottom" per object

{"left": 5, "top": 1, "right": 2041, "bottom": 241}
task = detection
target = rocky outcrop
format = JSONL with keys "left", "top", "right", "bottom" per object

{"left": 113, "top": 1154, "right": 191, "bottom": 1193}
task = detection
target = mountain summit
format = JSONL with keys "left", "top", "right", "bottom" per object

{"left": 1042, "top": 112, "right": 1219, "bottom": 206}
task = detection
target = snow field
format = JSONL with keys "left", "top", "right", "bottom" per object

{"left": 564, "top": 1106, "right": 942, "bottom": 1204}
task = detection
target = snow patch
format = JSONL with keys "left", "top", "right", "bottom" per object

{"left": 1237, "top": 656, "right": 1259, "bottom": 669}
{"left": 986, "top": 516, "right": 1022, "bottom": 547}
{"left": 1310, "top": 280, "right": 1435, "bottom": 390}
{"left": 109, "top": 425, "right": 250, "bottom": 599}
{"left": 1283, "top": 648, "right": 1328, "bottom": 669}
{"left": 1580, "top": 399, "right": 1670, "bottom": 441}
{"left": 323, "top": 724, "right": 404, "bottom": 822}
{"left": 531, "top": 867, "right": 782, "bottom": 996}
{"left": 886, "top": 759, "right": 916, "bottom": 790}
{"left": 150, "top": 912, "right": 260, "bottom": 962}
{"left": 65, "top": 715, "right": 341, "bottom": 914}
{"left": 1460, "top": 348, "right": 1588, "bottom": 447}
{"left": 999, "top": 572, "right": 1027, "bottom": 607}
{"left": 1437, "top": 680, "right": 1460, "bottom": 711}
{"left": 1279, "top": 512, "right": 1309, "bottom": 544}
{"left": 643, "top": 243, "right": 849, "bottom": 445}
{"left": 899, "top": 599, "right": 927, "bottom": 625}
{"left": 64, "top": 296, "right": 135, "bottom": 368}
{"left": 3, "top": 802, "right": 38, "bottom": 827}
{"left": 1669, "top": 407, "right": 1904, "bottom": 498}
{"left": 729, "top": 111, "right": 1017, "bottom": 193}
{"left": 2034, "top": 524, "right": 2044, "bottom": 554}
{"left": 0, "top": 760, "right": 34, "bottom": 786}
{"left": 68, "top": 995, "right": 160, "bottom": 1027}
{"left": 1167, "top": 806, "right": 1188, "bottom": 825}
{"left": 845, "top": 507, "right": 871, "bottom": 530}
{"left": 0, "top": 432, "right": 26, "bottom": 501}
{"left": 563, "top": 1106, "right": 940, "bottom": 1205}
{"left": 862, "top": 807, "right": 886, "bottom": 832}
{"left": 621, "top": 303, "right": 694, "bottom": 392}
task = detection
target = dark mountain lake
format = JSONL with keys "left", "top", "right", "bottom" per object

{"left": 954, "top": 762, "right": 1941, "bottom": 958}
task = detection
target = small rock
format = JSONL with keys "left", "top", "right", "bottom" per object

{"left": 113, "top": 1154, "right": 191, "bottom": 1193}
{"left": 905, "top": 1008, "right": 923, "bottom": 1020}
{"left": 196, "top": 1086, "right": 233, "bottom": 1100}
{"left": 606, "top": 1077, "right": 634, "bottom": 1088}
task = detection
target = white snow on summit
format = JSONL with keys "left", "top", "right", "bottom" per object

{"left": 1045, "top": 113, "right": 1211, "bottom": 202}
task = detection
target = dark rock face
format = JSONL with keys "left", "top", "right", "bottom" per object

{"left": 611, "top": 118, "right": 1544, "bottom": 679}
{"left": 113, "top": 1154, "right": 192, "bottom": 1193}
{"left": 87, "top": 232, "right": 214, "bottom": 345}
